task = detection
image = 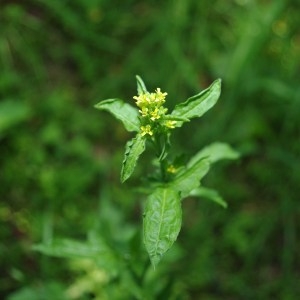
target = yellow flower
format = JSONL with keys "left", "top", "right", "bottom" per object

{"left": 133, "top": 94, "right": 148, "bottom": 108}
{"left": 164, "top": 120, "right": 177, "bottom": 129}
{"left": 139, "top": 107, "right": 149, "bottom": 117}
{"left": 140, "top": 125, "right": 153, "bottom": 136}
{"left": 150, "top": 108, "right": 161, "bottom": 121}
{"left": 133, "top": 88, "right": 167, "bottom": 110}
{"left": 155, "top": 88, "right": 167, "bottom": 103}
{"left": 167, "top": 165, "right": 177, "bottom": 174}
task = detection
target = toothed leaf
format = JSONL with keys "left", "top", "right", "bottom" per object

{"left": 95, "top": 98, "right": 139, "bottom": 132}
{"left": 188, "top": 142, "right": 240, "bottom": 167}
{"left": 171, "top": 158, "right": 210, "bottom": 198}
{"left": 121, "top": 134, "right": 146, "bottom": 182}
{"left": 189, "top": 187, "right": 228, "bottom": 208}
{"left": 143, "top": 188, "right": 182, "bottom": 267}
{"left": 171, "top": 79, "right": 221, "bottom": 127}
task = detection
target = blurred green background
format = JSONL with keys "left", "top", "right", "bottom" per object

{"left": 1, "top": 0, "right": 300, "bottom": 299}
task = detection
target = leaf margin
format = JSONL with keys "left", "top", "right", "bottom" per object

{"left": 143, "top": 187, "right": 182, "bottom": 268}
{"left": 121, "top": 134, "right": 146, "bottom": 182}
{"left": 94, "top": 98, "right": 140, "bottom": 132}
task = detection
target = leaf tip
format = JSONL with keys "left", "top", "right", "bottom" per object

{"left": 120, "top": 178, "right": 127, "bottom": 184}
{"left": 120, "top": 170, "right": 128, "bottom": 183}
{"left": 150, "top": 255, "right": 161, "bottom": 269}
{"left": 214, "top": 78, "right": 222, "bottom": 92}
{"left": 94, "top": 102, "right": 101, "bottom": 109}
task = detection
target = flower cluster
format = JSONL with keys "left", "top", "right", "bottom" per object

{"left": 133, "top": 88, "right": 176, "bottom": 136}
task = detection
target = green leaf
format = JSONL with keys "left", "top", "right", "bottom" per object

{"left": 94, "top": 98, "right": 140, "bottom": 132}
{"left": 170, "top": 158, "right": 210, "bottom": 197}
{"left": 33, "top": 238, "right": 111, "bottom": 259}
{"left": 143, "top": 188, "right": 182, "bottom": 268}
{"left": 33, "top": 237, "right": 118, "bottom": 272}
{"left": 189, "top": 187, "right": 228, "bottom": 208}
{"left": 171, "top": 79, "right": 221, "bottom": 126}
{"left": 121, "top": 134, "right": 146, "bottom": 182}
{"left": 136, "top": 75, "right": 148, "bottom": 95}
{"left": 188, "top": 142, "right": 240, "bottom": 167}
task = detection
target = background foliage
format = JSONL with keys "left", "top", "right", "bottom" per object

{"left": 1, "top": 0, "right": 299, "bottom": 299}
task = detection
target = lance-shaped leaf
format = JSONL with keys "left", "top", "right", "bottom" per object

{"left": 170, "top": 158, "right": 210, "bottom": 198}
{"left": 187, "top": 142, "right": 240, "bottom": 168}
{"left": 33, "top": 238, "right": 112, "bottom": 259}
{"left": 143, "top": 188, "right": 182, "bottom": 268}
{"left": 171, "top": 79, "right": 221, "bottom": 127}
{"left": 33, "top": 237, "right": 118, "bottom": 272}
{"left": 189, "top": 187, "right": 228, "bottom": 208}
{"left": 136, "top": 75, "right": 148, "bottom": 95}
{"left": 121, "top": 134, "right": 146, "bottom": 182}
{"left": 94, "top": 98, "right": 140, "bottom": 132}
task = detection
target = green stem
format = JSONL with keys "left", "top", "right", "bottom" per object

{"left": 160, "top": 159, "right": 166, "bottom": 182}
{"left": 150, "top": 132, "right": 170, "bottom": 182}
{"left": 156, "top": 134, "right": 169, "bottom": 181}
